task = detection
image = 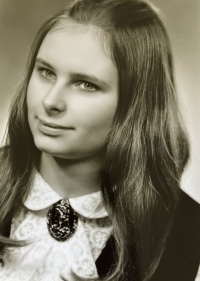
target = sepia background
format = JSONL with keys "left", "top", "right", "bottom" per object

{"left": 0, "top": 0, "right": 199, "bottom": 201}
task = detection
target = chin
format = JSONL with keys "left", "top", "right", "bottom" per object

{"left": 32, "top": 134, "right": 105, "bottom": 161}
{"left": 33, "top": 140, "right": 76, "bottom": 159}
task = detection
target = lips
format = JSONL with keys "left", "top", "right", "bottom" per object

{"left": 38, "top": 118, "right": 74, "bottom": 136}
{"left": 39, "top": 119, "right": 73, "bottom": 129}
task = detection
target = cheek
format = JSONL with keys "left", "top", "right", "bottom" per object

{"left": 75, "top": 98, "right": 117, "bottom": 133}
{"left": 27, "top": 76, "right": 44, "bottom": 111}
{"left": 27, "top": 86, "right": 35, "bottom": 116}
{"left": 27, "top": 86, "right": 33, "bottom": 110}
{"left": 27, "top": 77, "right": 37, "bottom": 107}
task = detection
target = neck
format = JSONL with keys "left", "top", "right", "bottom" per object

{"left": 39, "top": 153, "right": 103, "bottom": 198}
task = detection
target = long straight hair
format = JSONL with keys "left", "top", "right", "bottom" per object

{"left": 0, "top": 0, "right": 189, "bottom": 280}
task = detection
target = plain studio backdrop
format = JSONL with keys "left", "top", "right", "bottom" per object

{"left": 0, "top": 0, "right": 199, "bottom": 201}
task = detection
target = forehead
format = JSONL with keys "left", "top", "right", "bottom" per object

{"left": 37, "top": 21, "right": 115, "bottom": 74}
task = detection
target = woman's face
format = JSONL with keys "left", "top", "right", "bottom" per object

{"left": 27, "top": 22, "right": 118, "bottom": 160}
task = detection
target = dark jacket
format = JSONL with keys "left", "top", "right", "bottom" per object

{"left": 96, "top": 191, "right": 200, "bottom": 280}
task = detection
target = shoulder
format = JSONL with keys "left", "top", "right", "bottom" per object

{"left": 170, "top": 189, "right": 200, "bottom": 241}
{"left": 151, "top": 190, "right": 200, "bottom": 281}
{"left": 174, "top": 189, "right": 200, "bottom": 225}
{"left": 96, "top": 191, "right": 200, "bottom": 280}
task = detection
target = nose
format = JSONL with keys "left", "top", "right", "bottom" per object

{"left": 42, "top": 82, "right": 66, "bottom": 114}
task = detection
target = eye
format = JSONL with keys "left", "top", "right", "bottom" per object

{"left": 77, "top": 81, "right": 99, "bottom": 92}
{"left": 39, "top": 68, "right": 56, "bottom": 80}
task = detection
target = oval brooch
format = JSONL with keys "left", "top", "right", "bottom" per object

{"left": 47, "top": 199, "right": 78, "bottom": 242}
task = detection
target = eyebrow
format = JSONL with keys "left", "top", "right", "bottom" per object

{"left": 70, "top": 73, "right": 109, "bottom": 88}
{"left": 35, "top": 58, "right": 56, "bottom": 71}
{"left": 35, "top": 57, "right": 109, "bottom": 88}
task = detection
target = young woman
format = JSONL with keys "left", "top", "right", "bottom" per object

{"left": 0, "top": 0, "right": 198, "bottom": 280}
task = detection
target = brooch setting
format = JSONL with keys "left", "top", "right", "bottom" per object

{"left": 47, "top": 199, "right": 78, "bottom": 241}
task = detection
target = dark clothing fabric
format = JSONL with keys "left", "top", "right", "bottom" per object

{"left": 96, "top": 191, "right": 200, "bottom": 280}
{"left": 150, "top": 191, "right": 200, "bottom": 281}
{"left": 96, "top": 235, "right": 117, "bottom": 277}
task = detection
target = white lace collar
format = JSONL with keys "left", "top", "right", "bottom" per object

{"left": 24, "top": 171, "right": 108, "bottom": 218}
